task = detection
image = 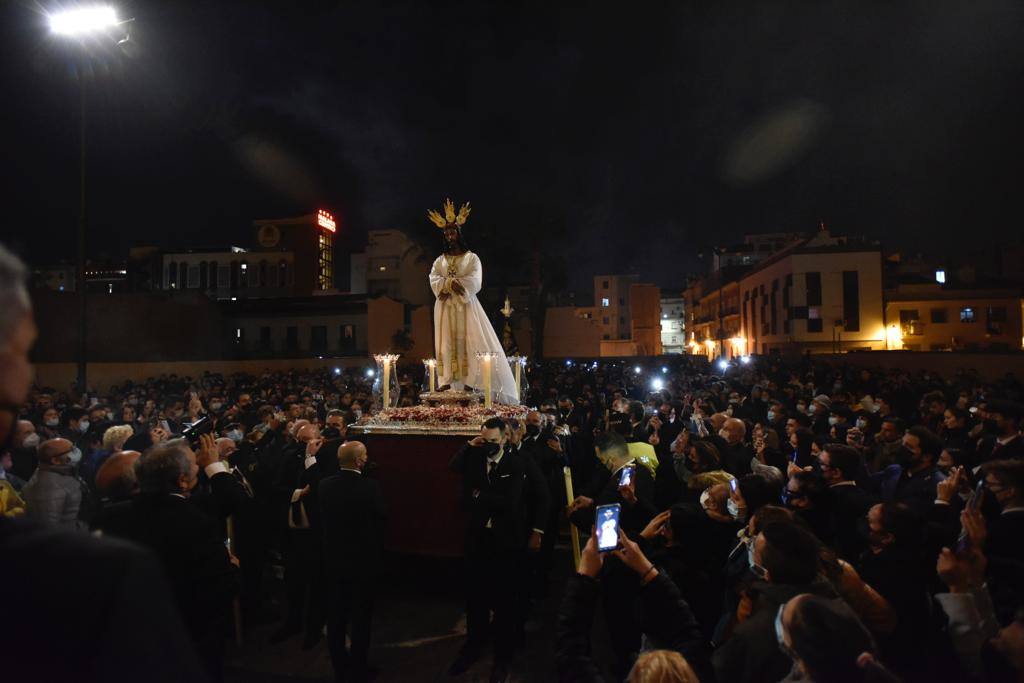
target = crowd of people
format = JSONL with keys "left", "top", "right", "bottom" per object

{"left": 2, "top": 238, "right": 1024, "bottom": 683}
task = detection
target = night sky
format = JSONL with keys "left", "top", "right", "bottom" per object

{"left": 2, "top": 0, "right": 1023, "bottom": 290}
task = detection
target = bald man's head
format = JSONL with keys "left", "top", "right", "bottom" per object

{"left": 721, "top": 417, "right": 747, "bottom": 445}
{"left": 38, "top": 438, "right": 73, "bottom": 465}
{"left": 337, "top": 441, "right": 367, "bottom": 470}
{"left": 296, "top": 423, "right": 320, "bottom": 444}
{"left": 95, "top": 450, "right": 141, "bottom": 500}
{"left": 215, "top": 437, "right": 238, "bottom": 460}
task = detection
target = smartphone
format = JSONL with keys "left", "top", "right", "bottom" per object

{"left": 619, "top": 465, "right": 635, "bottom": 487}
{"left": 967, "top": 480, "right": 985, "bottom": 510}
{"left": 730, "top": 478, "right": 738, "bottom": 493}
{"left": 596, "top": 504, "right": 622, "bottom": 553}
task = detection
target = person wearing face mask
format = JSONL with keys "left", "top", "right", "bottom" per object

{"left": 448, "top": 417, "right": 550, "bottom": 682}
{"left": 8, "top": 419, "right": 40, "bottom": 481}
{"left": 774, "top": 594, "right": 899, "bottom": 683}
{"left": 717, "top": 417, "right": 754, "bottom": 477}
{"left": 520, "top": 410, "right": 566, "bottom": 600}
{"left": 712, "top": 521, "right": 839, "bottom": 683}
{"left": 59, "top": 407, "right": 91, "bottom": 444}
{"left": 855, "top": 502, "right": 936, "bottom": 679}
{"left": 870, "top": 425, "right": 947, "bottom": 516}
{"left": 37, "top": 407, "right": 61, "bottom": 440}
{"left": 101, "top": 438, "right": 238, "bottom": 679}
{"left": 868, "top": 416, "right": 906, "bottom": 474}
{"left": 808, "top": 395, "right": 832, "bottom": 436}
{"left": 976, "top": 400, "right": 1024, "bottom": 467}
{"left": 21, "top": 438, "right": 87, "bottom": 530}
{"left": 978, "top": 460, "right": 1024, "bottom": 621}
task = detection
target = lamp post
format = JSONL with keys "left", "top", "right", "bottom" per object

{"left": 48, "top": 5, "right": 127, "bottom": 394}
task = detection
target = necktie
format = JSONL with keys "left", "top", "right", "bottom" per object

{"left": 488, "top": 459, "right": 498, "bottom": 482}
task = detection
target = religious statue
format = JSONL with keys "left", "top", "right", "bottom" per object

{"left": 427, "top": 199, "right": 519, "bottom": 404}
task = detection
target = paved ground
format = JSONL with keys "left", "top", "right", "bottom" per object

{"left": 225, "top": 542, "right": 601, "bottom": 683}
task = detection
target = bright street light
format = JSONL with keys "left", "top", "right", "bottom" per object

{"left": 49, "top": 6, "right": 120, "bottom": 36}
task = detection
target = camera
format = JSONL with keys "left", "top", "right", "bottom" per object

{"left": 181, "top": 415, "right": 215, "bottom": 446}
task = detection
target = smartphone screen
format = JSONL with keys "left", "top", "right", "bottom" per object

{"left": 730, "top": 478, "right": 738, "bottom": 493}
{"left": 619, "top": 465, "right": 635, "bottom": 487}
{"left": 967, "top": 480, "right": 985, "bottom": 510}
{"left": 596, "top": 503, "right": 622, "bottom": 552}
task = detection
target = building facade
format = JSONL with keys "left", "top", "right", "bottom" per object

{"left": 660, "top": 295, "right": 686, "bottom": 354}
{"left": 885, "top": 284, "right": 1024, "bottom": 352}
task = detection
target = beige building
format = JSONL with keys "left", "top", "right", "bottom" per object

{"left": 351, "top": 229, "right": 432, "bottom": 306}
{"left": 885, "top": 284, "right": 1024, "bottom": 352}
{"left": 684, "top": 230, "right": 887, "bottom": 358}
{"left": 660, "top": 295, "right": 686, "bottom": 354}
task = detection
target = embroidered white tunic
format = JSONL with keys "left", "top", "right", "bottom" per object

{"left": 428, "top": 251, "right": 519, "bottom": 404}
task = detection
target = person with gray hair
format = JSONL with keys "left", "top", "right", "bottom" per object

{"left": 100, "top": 434, "right": 238, "bottom": 678}
{"left": 0, "top": 242, "right": 35, "bottom": 452}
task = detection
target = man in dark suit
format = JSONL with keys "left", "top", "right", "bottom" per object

{"left": 99, "top": 437, "right": 238, "bottom": 680}
{"left": 448, "top": 417, "right": 550, "bottom": 683}
{"left": 319, "top": 441, "right": 387, "bottom": 683}
{"left": 717, "top": 417, "right": 754, "bottom": 477}
{"left": 981, "top": 459, "right": 1024, "bottom": 620}
{"left": 976, "top": 400, "right": 1024, "bottom": 467}
{"left": 520, "top": 410, "right": 567, "bottom": 599}
{"left": 819, "top": 443, "right": 875, "bottom": 562}
{"left": 566, "top": 431, "right": 657, "bottom": 677}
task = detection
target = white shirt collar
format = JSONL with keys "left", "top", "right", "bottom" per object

{"left": 339, "top": 467, "right": 362, "bottom": 475}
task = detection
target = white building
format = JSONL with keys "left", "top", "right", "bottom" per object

{"left": 660, "top": 296, "right": 686, "bottom": 354}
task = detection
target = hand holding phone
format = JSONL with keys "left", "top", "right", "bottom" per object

{"left": 619, "top": 465, "right": 635, "bottom": 488}
{"left": 596, "top": 504, "right": 622, "bottom": 552}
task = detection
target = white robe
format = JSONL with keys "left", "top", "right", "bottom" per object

{"left": 429, "top": 251, "right": 519, "bottom": 404}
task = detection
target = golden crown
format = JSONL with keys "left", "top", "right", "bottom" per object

{"left": 427, "top": 198, "right": 471, "bottom": 229}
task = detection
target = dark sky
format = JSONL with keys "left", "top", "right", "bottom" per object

{"left": 2, "top": 0, "right": 1023, "bottom": 290}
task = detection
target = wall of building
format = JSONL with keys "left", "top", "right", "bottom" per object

{"left": 886, "top": 296, "right": 1023, "bottom": 352}
{"left": 594, "top": 275, "right": 637, "bottom": 340}
{"left": 33, "top": 357, "right": 372, "bottom": 393}
{"left": 660, "top": 297, "right": 686, "bottom": 354}
{"left": 740, "top": 250, "right": 885, "bottom": 355}
{"left": 813, "top": 351, "right": 1024, "bottom": 382}
{"left": 366, "top": 297, "right": 433, "bottom": 360}
{"left": 543, "top": 306, "right": 601, "bottom": 358}
{"left": 630, "top": 283, "right": 663, "bottom": 356}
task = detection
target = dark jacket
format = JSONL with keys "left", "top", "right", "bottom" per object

{"left": 556, "top": 572, "right": 712, "bottom": 683}
{"left": 827, "top": 482, "right": 875, "bottom": 562}
{"left": 712, "top": 578, "right": 840, "bottom": 683}
{"left": 871, "top": 463, "right": 947, "bottom": 516}
{"left": 569, "top": 461, "right": 657, "bottom": 536}
{"left": 319, "top": 469, "right": 387, "bottom": 580}
{"left": 0, "top": 517, "right": 210, "bottom": 683}
{"left": 99, "top": 493, "right": 238, "bottom": 644}
{"left": 449, "top": 442, "right": 550, "bottom": 551}
{"left": 720, "top": 442, "right": 755, "bottom": 478}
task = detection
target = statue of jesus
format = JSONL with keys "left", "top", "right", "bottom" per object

{"left": 427, "top": 199, "right": 519, "bottom": 404}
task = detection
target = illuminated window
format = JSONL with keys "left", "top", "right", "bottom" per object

{"left": 935, "top": 269, "right": 946, "bottom": 284}
{"left": 960, "top": 307, "right": 975, "bottom": 323}
{"left": 601, "top": 297, "right": 610, "bottom": 307}
{"left": 318, "top": 229, "right": 334, "bottom": 291}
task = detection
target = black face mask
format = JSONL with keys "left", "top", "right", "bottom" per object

{"left": 895, "top": 446, "right": 915, "bottom": 469}
{"left": 525, "top": 424, "right": 540, "bottom": 437}
{"left": 482, "top": 442, "right": 502, "bottom": 458}
{"left": 322, "top": 426, "right": 341, "bottom": 439}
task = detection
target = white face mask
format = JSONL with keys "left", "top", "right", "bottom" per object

{"left": 78, "top": 419, "right": 91, "bottom": 433}
{"left": 808, "top": 404, "right": 817, "bottom": 415}
{"left": 66, "top": 447, "right": 83, "bottom": 466}
{"left": 828, "top": 416, "right": 840, "bottom": 426}
{"left": 718, "top": 428, "right": 730, "bottom": 442}
{"left": 767, "top": 410, "right": 777, "bottom": 422}
{"left": 45, "top": 418, "right": 59, "bottom": 428}
{"left": 22, "top": 433, "right": 40, "bottom": 449}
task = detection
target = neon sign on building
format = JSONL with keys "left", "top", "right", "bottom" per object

{"left": 317, "top": 209, "right": 336, "bottom": 232}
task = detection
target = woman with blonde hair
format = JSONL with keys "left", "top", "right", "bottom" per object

{"left": 628, "top": 649, "right": 700, "bottom": 683}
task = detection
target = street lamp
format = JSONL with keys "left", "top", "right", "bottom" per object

{"left": 47, "top": 5, "right": 127, "bottom": 394}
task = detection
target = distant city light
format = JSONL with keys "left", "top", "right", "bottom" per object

{"left": 48, "top": 6, "right": 119, "bottom": 36}
{"left": 935, "top": 269, "right": 946, "bottom": 284}
{"left": 317, "top": 209, "right": 337, "bottom": 232}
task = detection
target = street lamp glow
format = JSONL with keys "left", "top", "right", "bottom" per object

{"left": 49, "top": 6, "right": 119, "bottom": 36}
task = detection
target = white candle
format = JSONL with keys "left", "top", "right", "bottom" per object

{"left": 424, "top": 358, "right": 436, "bottom": 393}
{"left": 477, "top": 352, "right": 495, "bottom": 408}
